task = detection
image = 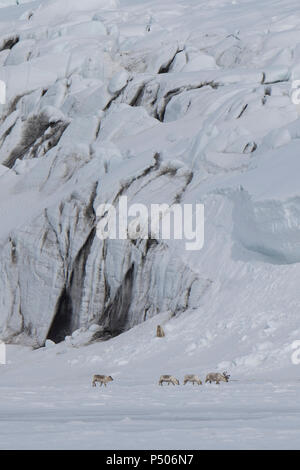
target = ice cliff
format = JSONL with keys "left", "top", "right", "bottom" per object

{"left": 0, "top": 0, "right": 300, "bottom": 361}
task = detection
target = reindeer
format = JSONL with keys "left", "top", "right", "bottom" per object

{"left": 183, "top": 374, "right": 202, "bottom": 385}
{"left": 156, "top": 325, "right": 165, "bottom": 338}
{"left": 205, "top": 371, "right": 230, "bottom": 384}
{"left": 159, "top": 375, "right": 180, "bottom": 386}
{"left": 92, "top": 375, "right": 113, "bottom": 387}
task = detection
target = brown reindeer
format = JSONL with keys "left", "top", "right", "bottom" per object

{"left": 183, "top": 374, "right": 202, "bottom": 385}
{"left": 159, "top": 375, "right": 180, "bottom": 386}
{"left": 205, "top": 371, "right": 230, "bottom": 384}
{"left": 156, "top": 325, "right": 165, "bottom": 338}
{"left": 92, "top": 375, "right": 113, "bottom": 387}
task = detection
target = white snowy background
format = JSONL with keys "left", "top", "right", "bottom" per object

{"left": 0, "top": 0, "right": 300, "bottom": 449}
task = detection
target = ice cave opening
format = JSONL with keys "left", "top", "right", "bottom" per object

{"left": 47, "top": 287, "right": 73, "bottom": 343}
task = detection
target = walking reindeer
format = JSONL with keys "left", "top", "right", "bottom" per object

{"left": 158, "top": 375, "right": 180, "bottom": 386}
{"left": 92, "top": 375, "right": 113, "bottom": 387}
{"left": 205, "top": 371, "right": 230, "bottom": 384}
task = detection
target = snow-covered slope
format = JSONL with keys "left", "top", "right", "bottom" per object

{"left": 1, "top": 0, "right": 300, "bottom": 448}
{"left": 1, "top": 312, "right": 300, "bottom": 450}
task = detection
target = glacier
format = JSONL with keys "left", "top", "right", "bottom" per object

{"left": 0, "top": 0, "right": 300, "bottom": 353}
{"left": 0, "top": 0, "right": 299, "bottom": 351}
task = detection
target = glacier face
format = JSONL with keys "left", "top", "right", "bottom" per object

{"left": 0, "top": 0, "right": 300, "bottom": 352}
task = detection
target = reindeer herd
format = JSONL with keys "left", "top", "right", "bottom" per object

{"left": 92, "top": 372, "right": 230, "bottom": 387}
{"left": 159, "top": 372, "right": 230, "bottom": 386}
{"left": 91, "top": 326, "right": 231, "bottom": 388}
